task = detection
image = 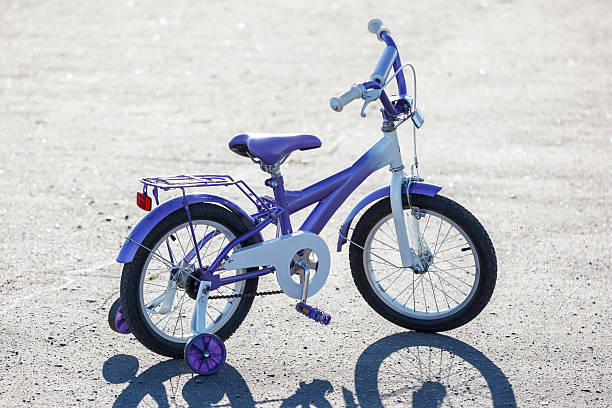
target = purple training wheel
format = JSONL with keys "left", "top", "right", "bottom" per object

{"left": 108, "top": 297, "right": 131, "bottom": 334}
{"left": 184, "top": 333, "right": 226, "bottom": 375}
{"left": 114, "top": 306, "right": 131, "bottom": 334}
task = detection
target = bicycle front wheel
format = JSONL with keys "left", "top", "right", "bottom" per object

{"left": 349, "top": 194, "right": 497, "bottom": 331}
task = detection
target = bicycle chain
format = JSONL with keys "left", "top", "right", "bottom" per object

{"left": 208, "top": 289, "right": 284, "bottom": 299}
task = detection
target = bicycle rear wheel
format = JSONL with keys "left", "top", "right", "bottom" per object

{"left": 120, "top": 203, "right": 259, "bottom": 358}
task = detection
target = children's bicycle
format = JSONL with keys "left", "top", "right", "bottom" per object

{"left": 109, "top": 19, "right": 497, "bottom": 376}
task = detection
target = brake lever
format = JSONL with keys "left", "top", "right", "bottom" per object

{"left": 360, "top": 88, "right": 382, "bottom": 118}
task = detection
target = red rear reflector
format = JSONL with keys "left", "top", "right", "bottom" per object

{"left": 136, "top": 192, "right": 152, "bottom": 211}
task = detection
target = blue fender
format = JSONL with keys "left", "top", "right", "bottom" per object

{"left": 116, "top": 194, "right": 262, "bottom": 263}
{"left": 336, "top": 182, "right": 442, "bottom": 252}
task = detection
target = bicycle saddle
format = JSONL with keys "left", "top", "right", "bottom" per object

{"left": 228, "top": 133, "right": 322, "bottom": 165}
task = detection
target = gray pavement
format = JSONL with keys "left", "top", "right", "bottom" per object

{"left": 1, "top": 0, "right": 610, "bottom": 406}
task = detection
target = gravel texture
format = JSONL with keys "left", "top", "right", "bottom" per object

{"left": 1, "top": 0, "right": 610, "bottom": 406}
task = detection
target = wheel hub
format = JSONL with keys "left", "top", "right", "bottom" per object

{"left": 185, "top": 269, "right": 204, "bottom": 300}
{"left": 170, "top": 266, "right": 195, "bottom": 289}
{"left": 413, "top": 253, "right": 433, "bottom": 274}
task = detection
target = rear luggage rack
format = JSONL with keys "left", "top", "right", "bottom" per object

{"left": 140, "top": 174, "right": 272, "bottom": 212}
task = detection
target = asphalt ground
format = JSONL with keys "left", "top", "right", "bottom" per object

{"left": 1, "top": 0, "right": 610, "bottom": 406}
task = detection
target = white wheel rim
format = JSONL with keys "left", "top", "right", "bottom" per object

{"left": 363, "top": 209, "right": 480, "bottom": 320}
{"left": 138, "top": 220, "right": 246, "bottom": 343}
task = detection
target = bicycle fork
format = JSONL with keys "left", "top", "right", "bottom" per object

{"left": 389, "top": 158, "right": 425, "bottom": 272}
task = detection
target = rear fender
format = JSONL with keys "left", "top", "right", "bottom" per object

{"left": 116, "top": 194, "right": 261, "bottom": 263}
{"left": 336, "top": 182, "right": 442, "bottom": 252}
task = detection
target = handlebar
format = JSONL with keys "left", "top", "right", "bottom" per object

{"left": 329, "top": 84, "right": 364, "bottom": 112}
{"left": 329, "top": 18, "right": 408, "bottom": 118}
{"left": 371, "top": 46, "right": 397, "bottom": 84}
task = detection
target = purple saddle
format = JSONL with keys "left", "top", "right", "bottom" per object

{"left": 228, "top": 133, "right": 322, "bottom": 165}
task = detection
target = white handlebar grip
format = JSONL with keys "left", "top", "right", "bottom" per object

{"left": 367, "top": 18, "right": 389, "bottom": 41}
{"left": 330, "top": 84, "right": 364, "bottom": 112}
{"left": 368, "top": 18, "right": 383, "bottom": 34}
{"left": 330, "top": 97, "right": 344, "bottom": 112}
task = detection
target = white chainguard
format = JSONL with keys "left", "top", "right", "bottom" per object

{"left": 224, "top": 231, "right": 331, "bottom": 299}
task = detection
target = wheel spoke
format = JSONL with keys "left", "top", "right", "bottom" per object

{"left": 200, "top": 229, "right": 216, "bottom": 259}
{"left": 175, "top": 232, "right": 188, "bottom": 260}
{"left": 208, "top": 303, "right": 223, "bottom": 314}
{"left": 371, "top": 236, "right": 400, "bottom": 252}
{"left": 374, "top": 267, "right": 403, "bottom": 284}
{"left": 384, "top": 269, "right": 406, "bottom": 293}
{"left": 430, "top": 265, "right": 474, "bottom": 286}
{"left": 432, "top": 218, "right": 443, "bottom": 255}
{"left": 436, "top": 271, "right": 451, "bottom": 309}
{"left": 426, "top": 270, "right": 439, "bottom": 313}
{"left": 421, "top": 273, "right": 428, "bottom": 312}
{"left": 143, "top": 288, "right": 167, "bottom": 295}
{"left": 424, "top": 272, "right": 460, "bottom": 305}
{"left": 433, "top": 240, "right": 467, "bottom": 257}
{"left": 172, "top": 291, "right": 187, "bottom": 337}
{"left": 429, "top": 270, "right": 468, "bottom": 298}
{"left": 154, "top": 297, "right": 185, "bottom": 326}
{"left": 434, "top": 224, "right": 453, "bottom": 255}
{"left": 366, "top": 251, "right": 400, "bottom": 268}
{"left": 433, "top": 258, "right": 476, "bottom": 276}
{"left": 379, "top": 220, "right": 398, "bottom": 242}
{"left": 399, "top": 273, "right": 426, "bottom": 303}
{"left": 433, "top": 252, "right": 472, "bottom": 265}
{"left": 370, "top": 258, "right": 395, "bottom": 267}
{"left": 143, "top": 282, "right": 171, "bottom": 288}
{"left": 421, "top": 214, "right": 431, "bottom": 236}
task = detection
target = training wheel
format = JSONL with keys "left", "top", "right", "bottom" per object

{"left": 184, "top": 333, "right": 226, "bottom": 375}
{"left": 108, "top": 297, "right": 131, "bottom": 334}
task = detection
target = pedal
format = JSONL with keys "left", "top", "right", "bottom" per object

{"left": 295, "top": 302, "right": 331, "bottom": 325}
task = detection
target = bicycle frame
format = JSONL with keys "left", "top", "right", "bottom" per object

{"left": 188, "top": 126, "right": 415, "bottom": 291}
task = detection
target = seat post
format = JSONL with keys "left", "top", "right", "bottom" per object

{"left": 265, "top": 172, "right": 293, "bottom": 235}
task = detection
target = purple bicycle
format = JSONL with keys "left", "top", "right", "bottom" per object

{"left": 109, "top": 19, "right": 497, "bottom": 376}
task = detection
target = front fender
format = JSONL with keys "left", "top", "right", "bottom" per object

{"left": 116, "top": 194, "right": 262, "bottom": 263}
{"left": 336, "top": 182, "right": 442, "bottom": 252}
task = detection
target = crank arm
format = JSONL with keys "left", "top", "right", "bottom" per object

{"left": 295, "top": 261, "right": 311, "bottom": 303}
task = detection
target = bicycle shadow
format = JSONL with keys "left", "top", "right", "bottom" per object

{"left": 103, "top": 353, "right": 334, "bottom": 407}
{"left": 103, "top": 354, "right": 256, "bottom": 407}
{"left": 350, "top": 332, "right": 517, "bottom": 408}
{"left": 103, "top": 332, "right": 515, "bottom": 407}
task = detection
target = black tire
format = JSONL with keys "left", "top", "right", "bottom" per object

{"left": 120, "top": 203, "right": 259, "bottom": 358}
{"left": 349, "top": 194, "right": 496, "bottom": 332}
